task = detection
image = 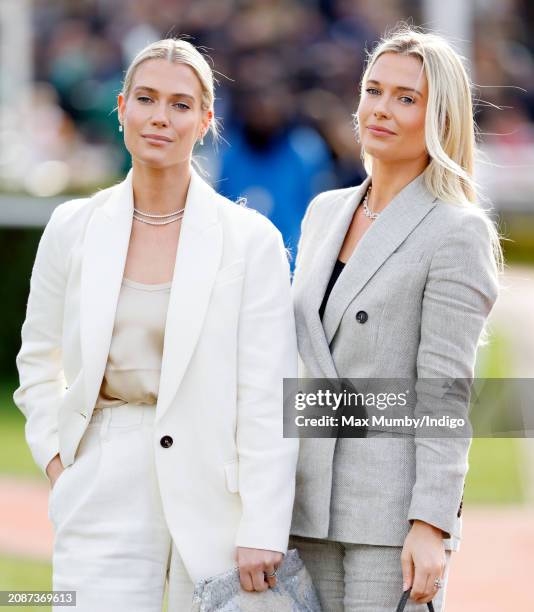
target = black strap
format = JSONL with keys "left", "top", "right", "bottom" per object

{"left": 396, "top": 588, "right": 435, "bottom": 611}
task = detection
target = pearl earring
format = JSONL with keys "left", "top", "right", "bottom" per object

{"left": 118, "top": 124, "right": 123, "bottom": 132}
{"left": 199, "top": 134, "right": 204, "bottom": 145}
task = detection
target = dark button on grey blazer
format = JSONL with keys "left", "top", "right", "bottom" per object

{"left": 355, "top": 310, "right": 368, "bottom": 324}
{"left": 290, "top": 173, "right": 499, "bottom": 551}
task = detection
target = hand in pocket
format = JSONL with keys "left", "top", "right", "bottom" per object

{"left": 46, "top": 454, "right": 65, "bottom": 488}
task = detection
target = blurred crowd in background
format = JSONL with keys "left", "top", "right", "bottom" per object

{"left": 4, "top": 0, "right": 534, "bottom": 252}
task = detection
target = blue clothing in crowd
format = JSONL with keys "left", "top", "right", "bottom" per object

{"left": 217, "top": 124, "right": 334, "bottom": 266}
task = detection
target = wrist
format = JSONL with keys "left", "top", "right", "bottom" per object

{"left": 411, "top": 519, "right": 443, "bottom": 537}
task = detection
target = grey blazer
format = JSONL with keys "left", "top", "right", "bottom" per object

{"left": 290, "top": 173, "right": 499, "bottom": 551}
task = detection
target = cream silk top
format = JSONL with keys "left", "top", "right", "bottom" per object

{"left": 94, "top": 278, "right": 171, "bottom": 409}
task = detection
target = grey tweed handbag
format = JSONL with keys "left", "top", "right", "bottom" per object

{"left": 191, "top": 548, "right": 322, "bottom": 611}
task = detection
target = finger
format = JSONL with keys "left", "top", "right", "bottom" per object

{"left": 50, "top": 471, "right": 61, "bottom": 489}
{"left": 415, "top": 573, "right": 437, "bottom": 604}
{"left": 400, "top": 552, "right": 414, "bottom": 592}
{"left": 410, "top": 565, "right": 429, "bottom": 601}
{"left": 264, "top": 564, "right": 277, "bottom": 589}
{"left": 423, "top": 569, "right": 444, "bottom": 603}
{"left": 239, "top": 568, "right": 254, "bottom": 592}
{"left": 251, "top": 569, "right": 268, "bottom": 593}
{"left": 266, "top": 574, "right": 277, "bottom": 589}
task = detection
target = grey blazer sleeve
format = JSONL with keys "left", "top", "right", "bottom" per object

{"left": 408, "top": 212, "right": 499, "bottom": 538}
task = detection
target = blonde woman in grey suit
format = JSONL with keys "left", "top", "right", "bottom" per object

{"left": 290, "top": 26, "right": 500, "bottom": 611}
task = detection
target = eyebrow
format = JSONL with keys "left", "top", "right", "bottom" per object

{"left": 366, "top": 79, "right": 423, "bottom": 97}
{"left": 133, "top": 86, "right": 195, "bottom": 101}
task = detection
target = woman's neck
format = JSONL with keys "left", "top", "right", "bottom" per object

{"left": 368, "top": 157, "right": 428, "bottom": 214}
{"left": 131, "top": 161, "right": 191, "bottom": 214}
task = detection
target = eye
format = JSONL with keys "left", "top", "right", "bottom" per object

{"left": 365, "top": 87, "right": 380, "bottom": 95}
{"left": 400, "top": 96, "right": 415, "bottom": 104}
{"left": 137, "top": 96, "right": 152, "bottom": 103}
{"left": 173, "top": 102, "right": 191, "bottom": 110}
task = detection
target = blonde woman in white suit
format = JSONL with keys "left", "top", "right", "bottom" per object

{"left": 14, "top": 39, "right": 298, "bottom": 611}
{"left": 290, "top": 27, "right": 500, "bottom": 611}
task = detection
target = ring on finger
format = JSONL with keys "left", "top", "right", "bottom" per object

{"left": 433, "top": 578, "right": 443, "bottom": 589}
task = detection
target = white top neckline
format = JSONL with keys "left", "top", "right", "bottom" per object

{"left": 122, "top": 278, "right": 172, "bottom": 291}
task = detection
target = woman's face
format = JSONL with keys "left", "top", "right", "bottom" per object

{"left": 117, "top": 59, "right": 211, "bottom": 170}
{"left": 357, "top": 52, "right": 429, "bottom": 167}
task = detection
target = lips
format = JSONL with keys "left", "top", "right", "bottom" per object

{"left": 142, "top": 134, "right": 173, "bottom": 143}
{"left": 367, "top": 125, "right": 396, "bottom": 135}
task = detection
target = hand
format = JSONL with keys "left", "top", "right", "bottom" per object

{"left": 236, "top": 547, "right": 283, "bottom": 592}
{"left": 401, "top": 520, "right": 446, "bottom": 604}
{"left": 46, "top": 454, "right": 65, "bottom": 489}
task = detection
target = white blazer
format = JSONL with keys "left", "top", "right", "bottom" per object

{"left": 14, "top": 168, "right": 298, "bottom": 581}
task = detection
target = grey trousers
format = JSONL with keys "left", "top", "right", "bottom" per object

{"left": 289, "top": 536, "right": 450, "bottom": 612}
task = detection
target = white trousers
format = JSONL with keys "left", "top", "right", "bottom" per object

{"left": 48, "top": 403, "right": 194, "bottom": 612}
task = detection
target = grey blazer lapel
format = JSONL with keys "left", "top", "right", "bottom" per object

{"left": 299, "top": 179, "right": 371, "bottom": 378}
{"left": 322, "top": 174, "right": 437, "bottom": 345}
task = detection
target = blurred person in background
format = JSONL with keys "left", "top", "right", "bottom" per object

{"left": 290, "top": 26, "right": 500, "bottom": 611}
{"left": 216, "top": 51, "right": 335, "bottom": 261}
{"left": 14, "top": 38, "right": 298, "bottom": 611}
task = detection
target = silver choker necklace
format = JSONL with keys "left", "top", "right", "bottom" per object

{"left": 133, "top": 205, "right": 185, "bottom": 226}
{"left": 362, "top": 185, "right": 379, "bottom": 220}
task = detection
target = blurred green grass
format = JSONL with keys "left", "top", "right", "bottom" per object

{"left": 0, "top": 380, "right": 42, "bottom": 479}
{"left": 465, "top": 438, "right": 525, "bottom": 504}
{"left": 465, "top": 328, "right": 526, "bottom": 504}
{"left": 0, "top": 556, "right": 170, "bottom": 610}
{"left": 0, "top": 556, "right": 52, "bottom": 611}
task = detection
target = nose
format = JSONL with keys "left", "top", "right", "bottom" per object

{"left": 150, "top": 102, "right": 170, "bottom": 127}
{"left": 373, "top": 95, "right": 391, "bottom": 119}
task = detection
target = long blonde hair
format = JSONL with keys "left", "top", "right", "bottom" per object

{"left": 359, "top": 25, "right": 502, "bottom": 267}
{"left": 121, "top": 38, "right": 219, "bottom": 139}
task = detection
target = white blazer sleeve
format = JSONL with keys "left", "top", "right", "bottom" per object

{"left": 13, "top": 208, "right": 67, "bottom": 474}
{"left": 234, "top": 218, "right": 299, "bottom": 553}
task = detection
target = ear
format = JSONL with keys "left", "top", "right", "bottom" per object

{"left": 201, "top": 109, "right": 213, "bottom": 134}
{"left": 117, "top": 93, "right": 125, "bottom": 124}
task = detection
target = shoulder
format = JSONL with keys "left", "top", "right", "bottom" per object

{"left": 47, "top": 184, "right": 114, "bottom": 232}
{"left": 214, "top": 193, "right": 290, "bottom": 271}
{"left": 425, "top": 201, "right": 499, "bottom": 288}
{"left": 308, "top": 185, "right": 359, "bottom": 214}
{"left": 429, "top": 199, "right": 497, "bottom": 247}
{"left": 43, "top": 183, "right": 118, "bottom": 259}
{"left": 293, "top": 185, "right": 360, "bottom": 239}
{"left": 215, "top": 191, "right": 283, "bottom": 244}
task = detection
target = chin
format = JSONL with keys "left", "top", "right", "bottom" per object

{"left": 135, "top": 153, "right": 172, "bottom": 169}
{"left": 364, "top": 145, "right": 399, "bottom": 162}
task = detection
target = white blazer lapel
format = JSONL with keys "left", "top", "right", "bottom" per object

{"left": 80, "top": 168, "right": 223, "bottom": 421}
{"left": 80, "top": 172, "right": 133, "bottom": 416}
{"left": 156, "top": 169, "right": 222, "bottom": 420}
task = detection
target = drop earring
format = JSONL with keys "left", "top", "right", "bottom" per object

{"left": 118, "top": 123, "right": 123, "bottom": 132}
{"left": 199, "top": 134, "right": 204, "bottom": 145}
